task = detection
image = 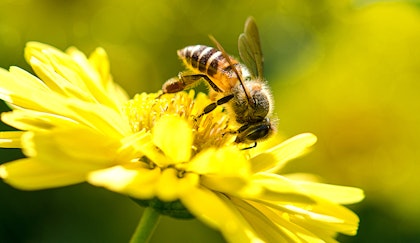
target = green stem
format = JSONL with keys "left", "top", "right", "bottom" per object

{"left": 130, "top": 207, "right": 161, "bottom": 243}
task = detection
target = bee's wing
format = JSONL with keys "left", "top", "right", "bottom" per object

{"left": 238, "top": 16, "right": 264, "bottom": 80}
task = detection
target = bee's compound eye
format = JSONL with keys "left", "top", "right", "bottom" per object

{"left": 246, "top": 124, "right": 270, "bottom": 141}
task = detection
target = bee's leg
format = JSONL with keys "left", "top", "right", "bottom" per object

{"left": 161, "top": 76, "right": 186, "bottom": 94}
{"left": 196, "top": 94, "right": 234, "bottom": 119}
{"left": 240, "top": 142, "right": 257, "bottom": 150}
{"left": 222, "top": 127, "right": 257, "bottom": 149}
{"left": 221, "top": 128, "right": 238, "bottom": 141}
{"left": 162, "top": 72, "right": 196, "bottom": 94}
{"left": 234, "top": 124, "right": 258, "bottom": 149}
{"left": 162, "top": 73, "right": 222, "bottom": 94}
{"left": 192, "top": 74, "right": 223, "bottom": 92}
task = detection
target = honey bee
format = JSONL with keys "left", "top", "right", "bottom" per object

{"left": 162, "top": 17, "right": 275, "bottom": 148}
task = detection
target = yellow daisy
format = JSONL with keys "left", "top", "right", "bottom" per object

{"left": 0, "top": 42, "right": 364, "bottom": 242}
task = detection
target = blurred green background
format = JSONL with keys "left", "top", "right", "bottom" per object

{"left": 1, "top": 0, "right": 420, "bottom": 242}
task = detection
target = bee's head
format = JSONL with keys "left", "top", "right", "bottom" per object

{"left": 233, "top": 80, "right": 273, "bottom": 124}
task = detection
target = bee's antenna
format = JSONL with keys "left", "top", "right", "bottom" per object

{"left": 209, "top": 35, "right": 253, "bottom": 105}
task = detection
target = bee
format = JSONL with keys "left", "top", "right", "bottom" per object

{"left": 162, "top": 17, "right": 275, "bottom": 148}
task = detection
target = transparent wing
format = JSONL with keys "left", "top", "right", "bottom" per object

{"left": 238, "top": 16, "right": 264, "bottom": 80}
{"left": 209, "top": 35, "right": 252, "bottom": 102}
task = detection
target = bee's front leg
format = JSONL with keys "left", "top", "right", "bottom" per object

{"left": 196, "top": 94, "right": 234, "bottom": 120}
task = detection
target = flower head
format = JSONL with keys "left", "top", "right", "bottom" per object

{"left": 0, "top": 42, "right": 364, "bottom": 242}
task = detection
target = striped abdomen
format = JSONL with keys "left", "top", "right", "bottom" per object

{"left": 177, "top": 45, "right": 243, "bottom": 92}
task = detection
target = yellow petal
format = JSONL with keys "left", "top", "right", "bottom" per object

{"left": 0, "top": 70, "right": 73, "bottom": 119}
{"left": 266, "top": 197, "right": 360, "bottom": 236}
{"left": 66, "top": 46, "right": 128, "bottom": 111}
{"left": 185, "top": 147, "right": 252, "bottom": 194}
{"left": 251, "top": 173, "right": 310, "bottom": 196}
{"left": 155, "top": 168, "right": 199, "bottom": 202}
{"left": 248, "top": 174, "right": 362, "bottom": 236}
{"left": 156, "top": 168, "right": 180, "bottom": 201}
{"left": 0, "top": 131, "right": 24, "bottom": 148}
{"left": 293, "top": 180, "right": 365, "bottom": 205}
{"left": 152, "top": 116, "right": 192, "bottom": 164}
{"left": 291, "top": 203, "right": 359, "bottom": 236}
{"left": 246, "top": 200, "right": 330, "bottom": 243}
{"left": 1, "top": 110, "right": 79, "bottom": 132}
{"left": 185, "top": 146, "right": 250, "bottom": 176}
{"left": 25, "top": 42, "right": 128, "bottom": 116}
{"left": 1, "top": 66, "right": 129, "bottom": 138}
{"left": 88, "top": 47, "right": 129, "bottom": 109}
{"left": 22, "top": 128, "right": 121, "bottom": 172}
{"left": 232, "top": 198, "right": 315, "bottom": 242}
{"left": 181, "top": 187, "right": 263, "bottom": 243}
{"left": 251, "top": 133, "right": 317, "bottom": 173}
{"left": 120, "top": 131, "right": 170, "bottom": 168}
{"left": 0, "top": 67, "right": 57, "bottom": 110}
{"left": 9, "top": 66, "right": 49, "bottom": 92}
{"left": 64, "top": 100, "right": 131, "bottom": 137}
{"left": 0, "top": 158, "right": 85, "bottom": 190}
{"left": 88, "top": 165, "right": 160, "bottom": 199}
{"left": 177, "top": 172, "right": 200, "bottom": 196}
{"left": 201, "top": 175, "right": 250, "bottom": 196}
{"left": 88, "top": 165, "right": 138, "bottom": 190}
{"left": 24, "top": 42, "right": 66, "bottom": 64}
{"left": 87, "top": 47, "right": 111, "bottom": 86}
{"left": 25, "top": 42, "right": 89, "bottom": 91}
{"left": 247, "top": 173, "right": 316, "bottom": 204}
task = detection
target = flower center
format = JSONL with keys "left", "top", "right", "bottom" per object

{"left": 125, "top": 90, "right": 234, "bottom": 154}
{"left": 125, "top": 91, "right": 239, "bottom": 218}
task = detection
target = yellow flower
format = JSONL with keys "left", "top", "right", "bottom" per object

{"left": 0, "top": 42, "right": 131, "bottom": 189}
{"left": 0, "top": 42, "right": 364, "bottom": 242}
